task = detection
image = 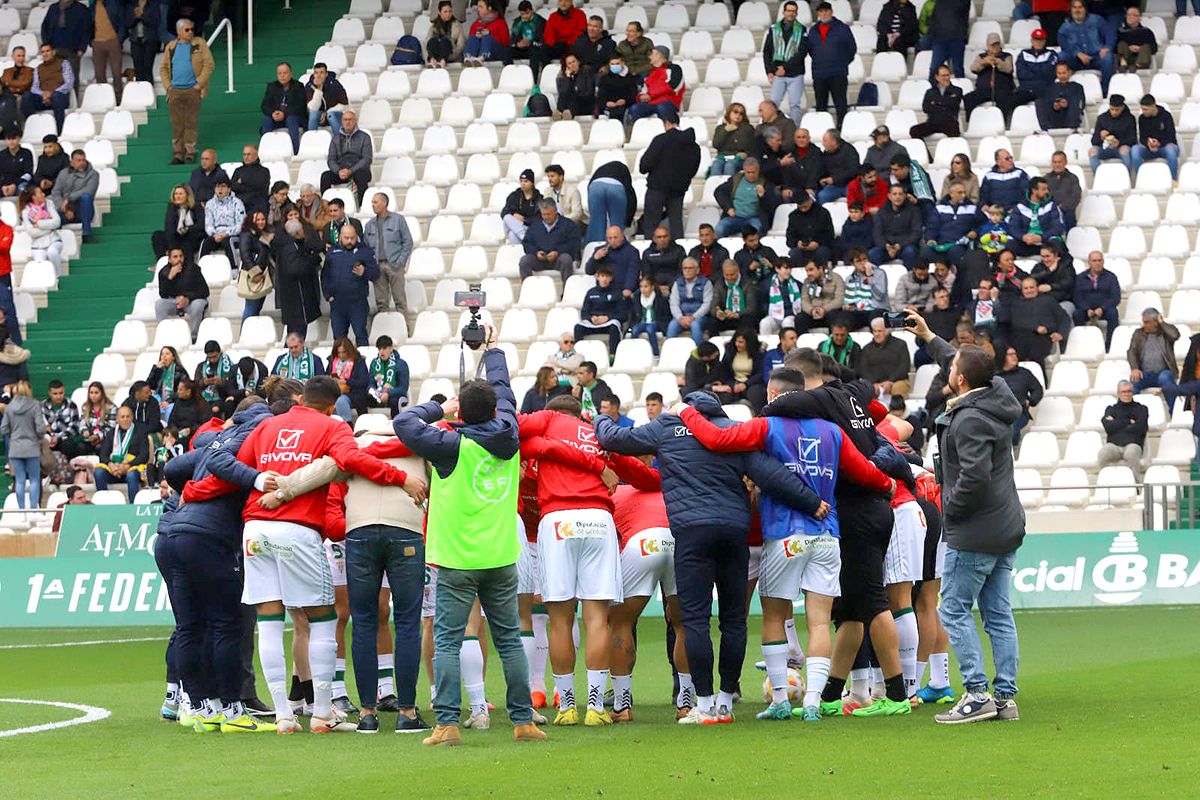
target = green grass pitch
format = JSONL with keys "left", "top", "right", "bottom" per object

{"left": 1, "top": 606, "right": 1198, "bottom": 798}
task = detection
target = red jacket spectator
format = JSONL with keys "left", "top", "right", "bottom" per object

{"left": 0, "top": 219, "right": 12, "bottom": 281}
{"left": 543, "top": 5, "right": 586, "bottom": 49}
{"left": 643, "top": 62, "right": 685, "bottom": 108}
{"left": 846, "top": 174, "right": 889, "bottom": 213}
{"left": 469, "top": 15, "right": 510, "bottom": 47}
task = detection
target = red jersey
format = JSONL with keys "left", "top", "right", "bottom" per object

{"left": 190, "top": 416, "right": 225, "bottom": 450}
{"left": 612, "top": 482, "right": 668, "bottom": 551}
{"left": 0, "top": 220, "right": 12, "bottom": 278}
{"left": 325, "top": 482, "right": 347, "bottom": 542}
{"left": 875, "top": 417, "right": 916, "bottom": 508}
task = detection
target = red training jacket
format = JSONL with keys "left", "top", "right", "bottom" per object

{"left": 612, "top": 482, "right": 668, "bottom": 551}
{"left": 542, "top": 7, "right": 586, "bottom": 48}
{"left": 325, "top": 482, "right": 348, "bottom": 542}
{"left": 0, "top": 220, "right": 13, "bottom": 278}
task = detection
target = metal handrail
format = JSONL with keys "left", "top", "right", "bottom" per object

{"left": 207, "top": 17, "right": 236, "bottom": 94}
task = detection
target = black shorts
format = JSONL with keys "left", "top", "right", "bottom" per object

{"left": 918, "top": 497, "right": 943, "bottom": 583}
{"left": 832, "top": 496, "right": 894, "bottom": 625}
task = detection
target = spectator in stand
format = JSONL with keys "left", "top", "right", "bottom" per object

{"left": 837, "top": 202, "right": 875, "bottom": 262}
{"left": 426, "top": 2, "right": 466, "bottom": 68}
{"left": 628, "top": 46, "right": 687, "bottom": 128}
{"left": 642, "top": 225, "right": 687, "bottom": 294}
{"left": 756, "top": 101, "right": 797, "bottom": 153}
{"left": 193, "top": 340, "right": 234, "bottom": 417}
{"left": 1030, "top": 242, "right": 1075, "bottom": 315}
{"left": 668, "top": 258, "right": 712, "bottom": 345}
{"left": 795, "top": 259, "right": 844, "bottom": 334}
{"left": 1, "top": 47, "right": 32, "bottom": 101}
{"left": 260, "top": 62, "right": 306, "bottom": 155}
{"left": 806, "top": 2, "right": 856, "bottom": 127}
{"left": 272, "top": 330, "right": 326, "bottom": 379}
{"left": 502, "top": 169, "right": 542, "bottom": 244}
{"left": 161, "top": 19, "right": 214, "bottom": 165}
{"left": 774, "top": 128, "right": 823, "bottom": 204}
{"left": 598, "top": 396, "right": 633, "bottom": 427}
{"left": 0, "top": 87, "right": 16, "bottom": 137}
{"left": 463, "top": 0, "right": 510, "bottom": 65}
{"left": 1034, "top": 62, "right": 1086, "bottom": 133}
{"left": 0, "top": 216, "right": 11, "bottom": 291}
{"left": 155, "top": 246, "right": 209, "bottom": 341}
{"left": 889, "top": 153, "right": 936, "bottom": 225}
{"left": 760, "top": 259, "right": 803, "bottom": 335}
{"left": 19, "top": 186, "right": 64, "bottom": 275}
{"left": 871, "top": 183, "right": 922, "bottom": 269}
{"left": 1007, "top": 29, "right": 1057, "bottom": 121}
{"left": 737, "top": 227, "right": 780, "bottom": 296}
{"left": 682, "top": 341, "right": 735, "bottom": 401}
{"left": 924, "top": 286, "right": 962, "bottom": 345}
{"left": 2, "top": 380, "right": 46, "bottom": 509}
{"left": 963, "top": 34, "right": 1014, "bottom": 119}
{"left": 267, "top": 180, "right": 294, "bottom": 226}
{"left": 978, "top": 149, "right": 1030, "bottom": 215}
{"left": 271, "top": 209, "right": 324, "bottom": 338}
{"left": 1032, "top": 0, "right": 1069, "bottom": 44}
{"left": 571, "top": 15, "right": 616, "bottom": 75}
{"left": 587, "top": 225, "right": 639, "bottom": 298}
{"left": 711, "top": 103, "right": 756, "bottom": 177}
{"left": 715, "top": 158, "right": 778, "bottom": 238}
{"left": 755, "top": 126, "right": 789, "bottom": 180}
{"left": 616, "top": 21, "right": 653, "bottom": 78}
{"left": 896, "top": 260, "right": 938, "bottom": 312}
{"left": 839, "top": 249, "right": 890, "bottom": 330}
{"left": 230, "top": 144, "right": 270, "bottom": 217}
{"left": 1046, "top": 151, "right": 1081, "bottom": 230}
{"left": 764, "top": 1, "right": 808, "bottom": 125}
{"left": 1115, "top": 8, "right": 1155, "bottom": 73}
{"left": 40, "top": 0, "right": 89, "bottom": 101}
{"left": 720, "top": 329, "right": 764, "bottom": 408}
{"left": 1010, "top": 276, "right": 1068, "bottom": 370}
{"left": 876, "top": 0, "right": 919, "bottom": 53}
{"left": 710, "top": 259, "right": 759, "bottom": 335}
{"left": 237, "top": 210, "right": 273, "bottom": 319}
{"left": 168, "top": 379, "right": 211, "bottom": 448}
{"left": 326, "top": 337, "right": 370, "bottom": 420}
{"left": 508, "top": 1, "right": 544, "bottom": 73}
{"left": 185, "top": 153, "right": 228, "bottom": 216}
{"left": 923, "top": 180, "right": 981, "bottom": 269}
{"left": 573, "top": 360, "right": 613, "bottom": 416}
{"left": 1088, "top": 95, "right": 1135, "bottom": 174}
{"left": 1072, "top": 250, "right": 1121, "bottom": 349}
{"left": 584, "top": 159, "right": 635, "bottom": 244}
{"left": 689, "top": 224, "right": 730, "bottom": 280}
{"left": 200, "top": 177, "right": 245, "bottom": 263}
{"left": 147, "top": 345, "right": 185, "bottom": 412}
{"left": 911, "top": 65, "right": 964, "bottom": 141}
{"left": 304, "top": 62, "right": 349, "bottom": 134}
{"left": 1165, "top": 333, "right": 1200, "bottom": 416}
{"left": 817, "top": 129, "right": 860, "bottom": 204}
{"left": 321, "top": 225, "right": 379, "bottom": 345}
{"left": 1128, "top": 308, "right": 1180, "bottom": 395}
{"left": 1007, "top": 177, "right": 1065, "bottom": 257}
{"left": 865, "top": 125, "right": 905, "bottom": 176}
{"left": 78, "top": 381, "right": 116, "bottom": 457}
{"left": 860, "top": 316, "right": 912, "bottom": 400}
{"left": 90, "top": 0, "right": 125, "bottom": 102}
{"left": 1133, "top": 94, "right": 1179, "bottom": 181}
{"left": 0, "top": 130, "right": 32, "bottom": 199}
{"left": 363, "top": 191, "right": 414, "bottom": 324}
{"left": 762, "top": 325, "right": 798, "bottom": 378}
{"left": 575, "top": 264, "right": 627, "bottom": 354}
{"left": 1099, "top": 381, "right": 1148, "bottom": 477}
{"left": 999, "top": 345, "right": 1043, "bottom": 445}
{"left": 23, "top": 43, "right": 74, "bottom": 133}
{"left": 927, "top": 0, "right": 969, "bottom": 77}
{"left": 122, "top": 380, "right": 161, "bottom": 431}
{"left": 847, "top": 164, "right": 889, "bottom": 216}
{"left": 94, "top": 405, "right": 149, "bottom": 496}
{"left": 818, "top": 321, "right": 863, "bottom": 369}
{"left": 522, "top": 366, "right": 569, "bottom": 413}
{"left": 364, "top": 335, "right": 407, "bottom": 416}
{"left": 596, "top": 54, "right": 638, "bottom": 122}
{"left": 519, "top": 198, "right": 580, "bottom": 282}
{"left": 50, "top": 149, "right": 99, "bottom": 243}
{"left": 124, "top": 0, "right": 161, "bottom": 83}
{"left": 319, "top": 109, "right": 372, "bottom": 206}
{"left": 554, "top": 54, "right": 595, "bottom": 120}
{"left": 639, "top": 107, "right": 699, "bottom": 240}
{"left": 542, "top": 0, "right": 587, "bottom": 66}
{"left": 1058, "top": 0, "right": 1114, "bottom": 94}
{"left": 627, "top": 274, "right": 671, "bottom": 357}
{"left": 32, "top": 135, "right": 69, "bottom": 195}
{"left": 43, "top": 379, "right": 82, "bottom": 458}
{"left": 785, "top": 193, "right": 835, "bottom": 267}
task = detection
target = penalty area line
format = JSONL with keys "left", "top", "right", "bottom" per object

{"left": 0, "top": 698, "right": 111, "bottom": 738}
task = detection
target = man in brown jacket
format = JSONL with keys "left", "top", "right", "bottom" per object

{"left": 1127, "top": 307, "right": 1179, "bottom": 395}
{"left": 0, "top": 46, "right": 33, "bottom": 98}
{"left": 160, "top": 18, "right": 215, "bottom": 164}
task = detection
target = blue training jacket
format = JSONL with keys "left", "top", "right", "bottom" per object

{"left": 759, "top": 416, "right": 847, "bottom": 540}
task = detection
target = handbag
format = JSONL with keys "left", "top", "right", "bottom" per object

{"left": 236, "top": 265, "right": 274, "bottom": 300}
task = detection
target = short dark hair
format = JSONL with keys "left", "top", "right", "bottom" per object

{"left": 696, "top": 342, "right": 720, "bottom": 359}
{"left": 430, "top": 393, "right": 448, "bottom": 404}
{"left": 328, "top": 198, "right": 345, "bottom": 209}
{"left": 71, "top": 148, "right": 86, "bottom": 158}
{"left": 595, "top": 264, "right": 613, "bottom": 277}
{"left": 303, "top": 376, "right": 342, "bottom": 409}
{"left": 66, "top": 485, "right": 85, "bottom": 500}
{"left": 588, "top": 14, "right": 604, "bottom": 23}
{"left": 891, "top": 153, "right": 911, "bottom": 168}
{"left": 48, "top": 379, "right": 64, "bottom": 390}
{"left": 313, "top": 61, "right": 328, "bottom": 70}
{"left": 203, "top": 339, "right": 221, "bottom": 354}
{"left": 579, "top": 360, "right": 598, "bottom": 377}
{"left": 646, "top": 391, "right": 663, "bottom": 403}
{"left": 889, "top": 395, "right": 907, "bottom": 412}
{"left": 698, "top": 223, "right": 714, "bottom": 233}
{"left": 1029, "top": 176, "right": 1048, "bottom": 192}
{"left": 767, "top": 367, "right": 806, "bottom": 394}
{"left": 600, "top": 396, "right": 620, "bottom": 409}
{"left": 955, "top": 345, "right": 995, "bottom": 390}
{"left": 783, "top": 347, "right": 822, "bottom": 378}
{"left": 459, "top": 380, "right": 498, "bottom": 424}
{"left": 375, "top": 335, "right": 394, "bottom": 349}
{"left": 546, "top": 394, "right": 582, "bottom": 416}
{"left": 130, "top": 380, "right": 149, "bottom": 395}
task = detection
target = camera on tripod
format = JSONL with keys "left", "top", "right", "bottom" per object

{"left": 454, "top": 285, "right": 488, "bottom": 350}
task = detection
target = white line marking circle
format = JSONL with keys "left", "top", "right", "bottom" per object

{"left": 0, "top": 698, "right": 112, "bottom": 738}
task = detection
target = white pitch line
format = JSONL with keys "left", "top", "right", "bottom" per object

{"left": 0, "top": 636, "right": 169, "bottom": 650}
{"left": 0, "top": 698, "right": 111, "bottom": 738}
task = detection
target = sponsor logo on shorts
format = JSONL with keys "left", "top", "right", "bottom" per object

{"left": 244, "top": 538, "right": 295, "bottom": 560}
{"left": 783, "top": 537, "right": 806, "bottom": 558}
{"left": 554, "top": 520, "right": 608, "bottom": 540}
{"left": 639, "top": 536, "right": 673, "bottom": 556}
{"left": 245, "top": 539, "right": 264, "bottom": 558}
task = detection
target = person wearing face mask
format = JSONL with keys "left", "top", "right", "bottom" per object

{"left": 596, "top": 55, "right": 637, "bottom": 122}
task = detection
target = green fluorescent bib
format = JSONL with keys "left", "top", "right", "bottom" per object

{"left": 426, "top": 436, "right": 520, "bottom": 570}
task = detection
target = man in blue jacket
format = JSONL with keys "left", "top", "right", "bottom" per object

{"left": 40, "top": 0, "right": 92, "bottom": 100}
{"left": 978, "top": 149, "right": 1030, "bottom": 214}
{"left": 921, "top": 180, "right": 981, "bottom": 269}
{"left": 573, "top": 264, "right": 627, "bottom": 354}
{"left": 1072, "top": 250, "right": 1121, "bottom": 348}
{"left": 585, "top": 225, "right": 640, "bottom": 299}
{"left": 595, "top": 392, "right": 827, "bottom": 725}
{"left": 1007, "top": 177, "right": 1065, "bottom": 256}
{"left": 1005, "top": 28, "right": 1057, "bottom": 123}
{"left": 321, "top": 225, "right": 379, "bottom": 346}
{"left": 1058, "top": 0, "right": 1114, "bottom": 94}
{"left": 805, "top": 3, "right": 856, "bottom": 127}
{"left": 519, "top": 199, "right": 582, "bottom": 282}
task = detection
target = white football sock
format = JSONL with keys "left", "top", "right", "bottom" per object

{"left": 332, "top": 657, "right": 347, "bottom": 698}
{"left": 222, "top": 700, "right": 245, "bottom": 719}
{"left": 871, "top": 667, "right": 885, "bottom": 698}
{"left": 803, "top": 656, "right": 831, "bottom": 710}
{"left": 461, "top": 637, "right": 486, "bottom": 714}
{"left": 571, "top": 616, "right": 580, "bottom": 651}
{"left": 929, "top": 652, "right": 950, "bottom": 689}
{"left": 587, "top": 669, "right": 609, "bottom": 712}
{"left": 762, "top": 641, "right": 790, "bottom": 705}
{"left": 915, "top": 660, "right": 927, "bottom": 688}
{"left": 697, "top": 694, "right": 715, "bottom": 713}
{"left": 676, "top": 673, "right": 695, "bottom": 709}
{"left": 521, "top": 631, "right": 537, "bottom": 693}
{"left": 166, "top": 682, "right": 180, "bottom": 702}
{"left": 783, "top": 618, "right": 805, "bottom": 663}
{"left": 308, "top": 618, "right": 337, "bottom": 720}
{"left": 531, "top": 613, "right": 550, "bottom": 693}
{"left": 612, "top": 674, "right": 633, "bottom": 711}
{"left": 258, "top": 617, "right": 289, "bottom": 718}
{"left": 554, "top": 672, "right": 576, "bottom": 710}
{"left": 716, "top": 690, "right": 734, "bottom": 710}
{"left": 377, "top": 652, "right": 395, "bottom": 697}
{"left": 201, "top": 698, "right": 222, "bottom": 719}
{"left": 894, "top": 608, "right": 919, "bottom": 697}
{"left": 849, "top": 668, "right": 872, "bottom": 704}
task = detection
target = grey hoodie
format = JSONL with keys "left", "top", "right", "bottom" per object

{"left": 928, "top": 336, "right": 1026, "bottom": 554}
{"left": 1, "top": 395, "right": 48, "bottom": 458}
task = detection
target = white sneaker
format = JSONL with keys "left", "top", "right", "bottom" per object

{"left": 464, "top": 711, "right": 491, "bottom": 730}
{"left": 677, "top": 707, "right": 716, "bottom": 725}
{"left": 531, "top": 708, "right": 548, "bottom": 725}
{"left": 310, "top": 710, "right": 357, "bottom": 733}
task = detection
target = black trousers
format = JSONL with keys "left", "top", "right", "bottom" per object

{"left": 641, "top": 188, "right": 684, "bottom": 240}
{"left": 130, "top": 37, "right": 159, "bottom": 83}
{"left": 673, "top": 524, "right": 749, "bottom": 698}
{"left": 812, "top": 76, "right": 849, "bottom": 126}
{"left": 154, "top": 533, "right": 181, "bottom": 686}
{"left": 321, "top": 166, "right": 372, "bottom": 206}
{"left": 239, "top": 602, "right": 258, "bottom": 699}
{"left": 169, "top": 532, "right": 245, "bottom": 702}
{"left": 910, "top": 119, "right": 960, "bottom": 140}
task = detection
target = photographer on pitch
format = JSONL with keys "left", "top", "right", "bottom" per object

{"left": 905, "top": 307, "right": 1024, "bottom": 725}
{"left": 393, "top": 322, "right": 545, "bottom": 746}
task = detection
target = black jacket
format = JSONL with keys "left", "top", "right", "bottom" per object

{"left": 588, "top": 161, "right": 636, "bottom": 227}
{"left": 122, "top": 398, "right": 162, "bottom": 432}
{"left": 158, "top": 261, "right": 210, "bottom": 302}
{"left": 1092, "top": 107, "right": 1137, "bottom": 148}
{"left": 688, "top": 243, "right": 732, "bottom": 279}
{"left": 625, "top": 290, "right": 671, "bottom": 332}
{"left": 31, "top": 148, "right": 68, "bottom": 188}
{"left": 271, "top": 223, "right": 324, "bottom": 334}
{"left": 579, "top": 284, "right": 627, "bottom": 323}
{"left": 595, "top": 71, "right": 638, "bottom": 113}
{"left": 640, "top": 242, "right": 687, "bottom": 286}
{"left": 1029, "top": 260, "right": 1075, "bottom": 304}
{"left": 1102, "top": 399, "right": 1149, "bottom": 449}
{"left": 0, "top": 146, "right": 32, "bottom": 187}
{"left": 876, "top": 1, "right": 919, "bottom": 51}
{"left": 98, "top": 423, "right": 151, "bottom": 467}
{"left": 1000, "top": 365, "right": 1043, "bottom": 411}
{"left": 922, "top": 84, "right": 963, "bottom": 127}
{"left": 762, "top": 20, "right": 807, "bottom": 77}
{"left": 773, "top": 147, "right": 823, "bottom": 195}
{"left": 873, "top": 200, "right": 923, "bottom": 248}
{"left": 555, "top": 68, "right": 595, "bottom": 116}
{"left": 231, "top": 160, "right": 271, "bottom": 215}
{"left": 820, "top": 143, "right": 861, "bottom": 189}
{"left": 260, "top": 78, "right": 307, "bottom": 118}
{"left": 927, "top": 0, "right": 970, "bottom": 40}
{"left": 501, "top": 188, "right": 542, "bottom": 220}
{"left": 1181, "top": 334, "right": 1200, "bottom": 392}
{"left": 1138, "top": 107, "right": 1177, "bottom": 148}
{"left": 785, "top": 204, "right": 836, "bottom": 249}
{"left": 683, "top": 355, "right": 733, "bottom": 396}
{"left": 639, "top": 127, "right": 700, "bottom": 196}
{"left": 570, "top": 32, "right": 616, "bottom": 73}
{"left": 858, "top": 336, "right": 911, "bottom": 383}
{"left": 188, "top": 166, "right": 229, "bottom": 208}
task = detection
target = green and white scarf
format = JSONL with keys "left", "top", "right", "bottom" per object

{"left": 723, "top": 280, "right": 745, "bottom": 313}
{"left": 767, "top": 274, "right": 802, "bottom": 320}
{"left": 199, "top": 354, "right": 233, "bottom": 402}
{"left": 160, "top": 363, "right": 176, "bottom": 402}
{"left": 277, "top": 349, "right": 317, "bottom": 380}
{"left": 236, "top": 362, "right": 264, "bottom": 392}
{"left": 111, "top": 425, "right": 135, "bottom": 463}
{"left": 770, "top": 21, "right": 804, "bottom": 64}
{"left": 580, "top": 384, "right": 598, "bottom": 417}
{"left": 370, "top": 354, "right": 397, "bottom": 389}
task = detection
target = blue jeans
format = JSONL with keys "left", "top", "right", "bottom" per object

{"left": 1012, "top": 0, "right": 1033, "bottom": 19}
{"left": 586, "top": 180, "right": 628, "bottom": 244}
{"left": 630, "top": 321, "right": 661, "bottom": 356}
{"left": 939, "top": 547, "right": 1019, "bottom": 699}
{"left": 769, "top": 74, "right": 805, "bottom": 125}
{"left": 335, "top": 394, "right": 354, "bottom": 421}
{"left": 94, "top": 465, "right": 140, "bottom": 496}
{"left": 1164, "top": 378, "right": 1200, "bottom": 414}
{"left": 21, "top": 90, "right": 70, "bottom": 131}
{"left": 715, "top": 214, "right": 760, "bottom": 237}
{"left": 242, "top": 297, "right": 265, "bottom": 321}
{"left": 709, "top": 157, "right": 741, "bottom": 176}
{"left": 9, "top": 456, "right": 40, "bottom": 509}
{"left": 345, "top": 525, "right": 424, "bottom": 709}
{"left": 66, "top": 193, "right": 95, "bottom": 235}
{"left": 464, "top": 33, "right": 507, "bottom": 61}
{"left": 668, "top": 315, "right": 708, "bottom": 345}
{"left": 1179, "top": 0, "right": 1200, "bottom": 14}
{"left": 816, "top": 184, "right": 847, "bottom": 204}
{"left": 1064, "top": 53, "right": 1112, "bottom": 93}
{"left": 307, "top": 108, "right": 343, "bottom": 135}
{"left": 1089, "top": 146, "right": 1132, "bottom": 175}
{"left": 929, "top": 37, "right": 966, "bottom": 79}
{"left": 868, "top": 244, "right": 918, "bottom": 270}
{"left": 261, "top": 113, "right": 303, "bottom": 154}
{"left": 1131, "top": 143, "right": 1180, "bottom": 181}
{"left": 330, "top": 300, "right": 369, "bottom": 345}
{"left": 1133, "top": 368, "right": 1175, "bottom": 395}
{"left": 433, "top": 563, "right": 533, "bottom": 726}
{"left": 0, "top": 278, "right": 20, "bottom": 344}
{"left": 674, "top": 524, "right": 749, "bottom": 697}
{"left": 627, "top": 101, "right": 678, "bottom": 125}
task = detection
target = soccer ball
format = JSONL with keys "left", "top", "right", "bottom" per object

{"left": 762, "top": 668, "right": 805, "bottom": 703}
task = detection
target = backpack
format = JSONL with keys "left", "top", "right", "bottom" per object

{"left": 391, "top": 35, "right": 423, "bottom": 66}
{"left": 856, "top": 81, "right": 879, "bottom": 108}
{"left": 524, "top": 86, "right": 551, "bottom": 118}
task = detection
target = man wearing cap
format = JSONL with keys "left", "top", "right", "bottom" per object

{"left": 910, "top": 64, "right": 963, "bottom": 141}
{"left": 1058, "top": 0, "right": 1114, "bottom": 95}
{"left": 1007, "top": 29, "right": 1058, "bottom": 122}
{"left": 805, "top": 2, "right": 856, "bottom": 127}
{"left": 864, "top": 125, "right": 905, "bottom": 176}
{"left": 963, "top": 33, "right": 1014, "bottom": 119}
{"left": 201, "top": 178, "right": 246, "bottom": 265}
{"left": 1036, "top": 62, "right": 1086, "bottom": 132}
{"left": 543, "top": 164, "right": 583, "bottom": 229}
{"left": 0, "top": 130, "right": 32, "bottom": 198}
{"left": 32, "top": 135, "right": 69, "bottom": 193}
{"left": 638, "top": 107, "right": 700, "bottom": 240}
{"left": 626, "top": 45, "right": 685, "bottom": 125}
{"left": 1086, "top": 93, "right": 1135, "bottom": 175}
{"left": 763, "top": 0, "right": 807, "bottom": 125}
{"left": 1132, "top": 95, "right": 1179, "bottom": 181}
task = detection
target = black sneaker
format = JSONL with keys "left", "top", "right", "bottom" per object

{"left": 242, "top": 697, "right": 273, "bottom": 717}
{"left": 356, "top": 713, "right": 379, "bottom": 734}
{"left": 395, "top": 710, "right": 432, "bottom": 734}
{"left": 377, "top": 694, "right": 401, "bottom": 712}
{"left": 333, "top": 695, "right": 359, "bottom": 715}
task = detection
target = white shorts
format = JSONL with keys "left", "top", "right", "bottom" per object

{"left": 933, "top": 539, "right": 947, "bottom": 581}
{"left": 620, "top": 528, "right": 677, "bottom": 599}
{"left": 747, "top": 545, "right": 763, "bottom": 583}
{"left": 325, "top": 539, "right": 347, "bottom": 588}
{"left": 243, "top": 520, "right": 333, "bottom": 608}
{"left": 518, "top": 536, "right": 539, "bottom": 596}
{"left": 537, "top": 508, "right": 622, "bottom": 603}
{"left": 422, "top": 564, "right": 437, "bottom": 618}
{"left": 885, "top": 501, "right": 926, "bottom": 585}
{"left": 758, "top": 534, "right": 841, "bottom": 600}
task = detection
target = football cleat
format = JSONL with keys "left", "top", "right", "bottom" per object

{"left": 160, "top": 701, "right": 179, "bottom": 721}
{"left": 192, "top": 714, "right": 224, "bottom": 733}
{"left": 275, "top": 717, "right": 303, "bottom": 735}
{"left": 851, "top": 697, "right": 913, "bottom": 717}
{"left": 530, "top": 690, "right": 548, "bottom": 709}
{"left": 703, "top": 705, "right": 734, "bottom": 724}
{"left": 310, "top": 711, "right": 357, "bottom": 733}
{"left": 800, "top": 705, "right": 821, "bottom": 722}
{"left": 552, "top": 707, "right": 579, "bottom": 726}
{"left": 677, "top": 707, "right": 715, "bottom": 725}
{"left": 819, "top": 699, "right": 844, "bottom": 717}
{"left": 916, "top": 684, "right": 956, "bottom": 705}
{"left": 756, "top": 701, "right": 793, "bottom": 721}
{"left": 332, "top": 696, "right": 358, "bottom": 716}
{"left": 376, "top": 694, "right": 401, "bottom": 713}
{"left": 220, "top": 714, "right": 276, "bottom": 733}
{"left": 584, "top": 708, "right": 613, "bottom": 726}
